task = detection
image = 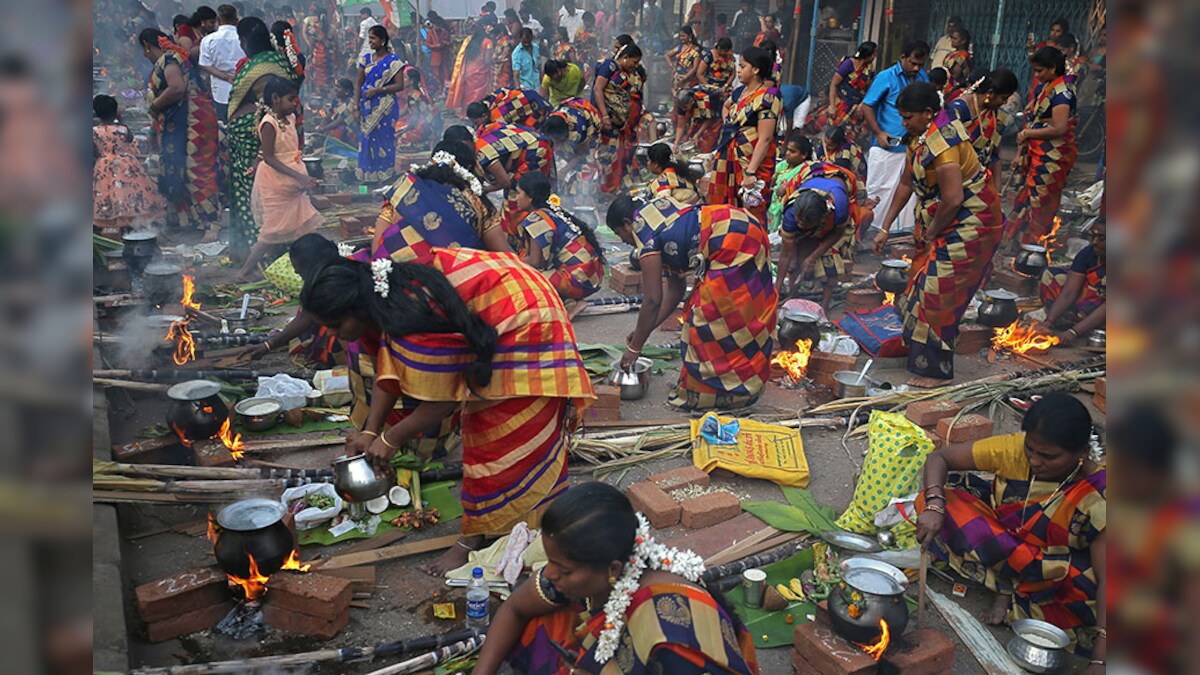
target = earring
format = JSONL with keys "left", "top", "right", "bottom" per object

{"left": 608, "top": 574, "right": 618, "bottom": 586}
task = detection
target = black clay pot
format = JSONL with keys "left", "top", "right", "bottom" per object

{"left": 303, "top": 156, "right": 324, "bottom": 180}
{"left": 212, "top": 499, "right": 295, "bottom": 579}
{"left": 1013, "top": 245, "right": 1049, "bottom": 278}
{"left": 777, "top": 309, "right": 820, "bottom": 351}
{"left": 978, "top": 290, "right": 1020, "bottom": 328}
{"left": 875, "top": 259, "right": 910, "bottom": 294}
{"left": 122, "top": 231, "right": 159, "bottom": 275}
{"left": 143, "top": 262, "right": 183, "bottom": 306}
{"left": 165, "top": 380, "right": 229, "bottom": 441}
{"left": 827, "top": 559, "right": 911, "bottom": 644}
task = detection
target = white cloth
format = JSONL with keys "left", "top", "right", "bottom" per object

{"left": 198, "top": 24, "right": 245, "bottom": 104}
{"left": 793, "top": 97, "right": 811, "bottom": 129}
{"left": 359, "top": 16, "right": 380, "bottom": 56}
{"left": 523, "top": 17, "right": 544, "bottom": 36}
{"left": 558, "top": 7, "right": 584, "bottom": 42}
{"left": 866, "top": 146, "right": 916, "bottom": 234}
{"left": 929, "top": 34, "right": 955, "bottom": 70}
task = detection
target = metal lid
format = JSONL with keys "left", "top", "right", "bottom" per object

{"left": 216, "top": 498, "right": 286, "bottom": 531}
{"left": 881, "top": 258, "right": 911, "bottom": 268}
{"left": 144, "top": 262, "right": 182, "bottom": 276}
{"left": 123, "top": 231, "right": 158, "bottom": 241}
{"left": 1020, "top": 244, "right": 1047, "bottom": 253}
{"left": 820, "top": 530, "right": 883, "bottom": 553}
{"left": 167, "top": 380, "right": 222, "bottom": 401}
{"left": 984, "top": 289, "right": 1018, "bottom": 301}
{"left": 782, "top": 308, "right": 819, "bottom": 323}
{"left": 839, "top": 557, "right": 908, "bottom": 595}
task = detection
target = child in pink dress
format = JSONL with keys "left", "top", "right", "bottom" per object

{"left": 93, "top": 95, "right": 165, "bottom": 233}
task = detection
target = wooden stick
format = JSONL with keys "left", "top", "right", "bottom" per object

{"left": 927, "top": 588, "right": 1025, "bottom": 675}
{"left": 338, "top": 529, "right": 409, "bottom": 556}
{"left": 1011, "top": 350, "right": 1061, "bottom": 371}
{"left": 93, "top": 377, "right": 169, "bottom": 393}
{"left": 313, "top": 534, "right": 459, "bottom": 570}
{"left": 362, "top": 637, "right": 484, "bottom": 675}
{"left": 918, "top": 548, "right": 929, "bottom": 627}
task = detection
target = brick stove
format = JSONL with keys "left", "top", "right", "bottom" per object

{"left": 791, "top": 604, "right": 955, "bottom": 675}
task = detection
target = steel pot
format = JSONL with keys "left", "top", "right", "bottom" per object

{"left": 1005, "top": 619, "right": 1070, "bottom": 674}
{"left": 1014, "top": 244, "right": 1049, "bottom": 278}
{"left": 828, "top": 558, "right": 910, "bottom": 644}
{"left": 166, "top": 379, "right": 229, "bottom": 441}
{"left": 832, "top": 370, "right": 873, "bottom": 398}
{"left": 978, "top": 289, "right": 1020, "bottom": 328}
{"left": 332, "top": 453, "right": 391, "bottom": 518}
{"left": 607, "top": 357, "right": 652, "bottom": 400}
{"left": 143, "top": 262, "right": 183, "bottom": 306}
{"left": 234, "top": 397, "right": 283, "bottom": 432}
{"left": 122, "top": 231, "right": 159, "bottom": 274}
{"left": 302, "top": 156, "right": 324, "bottom": 179}
{"left": 212, "top": 498, "right": 296, "bottom": 580}
{"left": 875, "top": 259, "right": 911, "bottom": 294}
{"left": 1086, "top": 329, "right": 1106, "bottom": 349}
{"left": 777, "top": 308, "right": 820, "bottom": 352}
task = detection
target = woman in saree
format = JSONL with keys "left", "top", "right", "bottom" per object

{"left": 607, "top": 197, "right": 777, "bottom": 411}
{"left": 446, "top": 25, "right": 495, "bottom": 113}
{"left": 553, "top": 26, "right": 577, "bottom": 64}
{"left": 775, "top": 163, "right": 857, "bottom": 312}
{"left": 916, "top": 394, "right": 1106, "bottom": 669}
{"left": 492, "top": 19, "right": 518, "bottom": 90}
{"left": 945, "top": 68, "right": 1018, "bottom": 194}
{"left": 708, "top": 46, "right": 780, "bottom": 225}
{"left": 819, "top": 124, "right": 865, "bottom": 179}
{"left": 356, "top": 25, "right": 405, "bottom": 183}
{"left": 472, "top": 483, "right": 760, "bottom": 675}
{"left": 671, "top": 85, "right": 723, "bottom": 153}
{"left": 665, "top": 26, "right": 703, "bottom": 101}
{"left": 871, "top": 82, "right": 1003, "bottom": 386}
{"left": 593, "top": 42, "right": 643, "bottom": 194}
{"left": 397, "top": 68, "right": 437, "bottom": 150}
{"left": 540, "top": 97, "right": 602, "bottom": 201}
{"left": 480, "top": 87, "right": 552, "bottom": 128}
{"left": 766, "top": 132, "right": 815, "bottom": 233}
{"left": 825, "top": 41, "right": 875, "bottom": 130}
{"left": 1038, "top": 219, "right": 1105, "bottom": 346}
{"left": 514, "top": 172, "right": 605, "bottom": 308}
{"left": 226, "top": 17, "right": 302, "bottom": 254}
{"left": 1009, "top": 47, "right": 1078, "bottom": 246}
{"left": 645, "top": 143, "right": 702, "bottom": 204}
{"left": 138, "top": 29, "right": 220, "bottom": 239}
{"left": 301, "top": 4, "right": 330, "bottom": 93}
{"left": 944, "top": 28, "right": 973, "bottom": 88}
{"left": 301, "top": 248, "right": 594, "bottom": 576}
{"left": 473, "top": 116, "right": 557, "bottom": 240}
{"left": 702, "top": 37, "right": 736, "bottom": 91}
{"left": 574, "top": 12, "right": 600, "bottom": 77}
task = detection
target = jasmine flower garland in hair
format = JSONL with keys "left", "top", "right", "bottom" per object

{"left": 371, "top": 258, "right": 392, "bottom": 297}
{"left": 337, "top": 242, "right": 355, "bottom": 257}
{"left": 410, "top": 150, "right": 484, "bottom": 195}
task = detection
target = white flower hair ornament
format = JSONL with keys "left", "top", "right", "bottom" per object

{"left": 371, "top": 258, "right": 393, "bottom": 298}
{"left": 337, "top": 242, "right": 355, "bottom": 258}
{"left": 593, "top": 512, "right": 705, "bottom": 664}
{"left": 410, "top": 151, "right": 484, "bottom": 196}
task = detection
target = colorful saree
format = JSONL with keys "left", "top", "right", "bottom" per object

{"left": 446, "top": 34, "right": 494, "bottom": 113}
{"left": 766, "top": 160, "right": 812, "bottom": 232}
{"left": 821, "top": 139, "right": 866, "bottom": 179}
{"left": 488, "top": 87, "right": 551, "bottom": 128}
{"left": 1009, "top": 77, "right": 1078, "bottom": 245}
{"left": 374, "top": 248, "right": 594, "bottom": 536}
{"left": 549, "top": 97, "right": 602, "bottom": 149}
{"left": 898, "top": 113, "right": 1003, "bottom": 379}
{"left": 357, "top": 51, "right": 403, "bottom": 182}
{"left": 372, "top": 172, "right": 495, "bottom": 263}
{"left": 831, "top": 57, "right": 872, "bottom": 127}
{"left": 651, "top": 168, "right": 702, "bottom": 205}
{"left": 302, "top": 16, "right": 330, "bottom": 90}
{"left": 475, "top": 121, "right": 556, "bottom": 238}
{"left": 1038, "top": 246, "right": 1106, "bottom": 325}
{"left": 930, "top": 433, "right": 1106, "bottom": 655}
{"left": 670, "top": 43, "right": 702, "bottom": 97}
{"left": 704, "top": 49, "right": 735, "bottom": 90}
{"left": 594, "top": 58, "right": 636, "bottom": 194}
{"left": 779, "top": 168, "right": 853, "bottom": 280}
{"left": 149, "top": 50, "right": 219, "bottom": 232}
{"left": 946, "top": 97, "right": 1003, "bottom": 170}
{"left": 491, "top": 33, "right": 514, "bottom": 90}
{"left": 227, "top": 50, "right": 298, "bottom": 252}
{"left": 510, "top": 579, "right": 759, "bottom": 675}
{"left": 680, "top": 85, "right": 723, "bottom": 153}
{"left": 708, "top": 86, "right": 781, "bottom": 225}
{"left": 397, "top": 84, "right": 437, "bottom": 150}
{"left": 944, "top": 50, "right": 973, "bottom": 87}
{"left": 632, "top": 203, "right": 777, "bottom": 410}
{"left": 518, "top": 208, "right": 604, "bottom": 303}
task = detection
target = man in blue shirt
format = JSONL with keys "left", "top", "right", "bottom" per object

{"left": 511, "top": 27, "right": 543, "bottom": 90}
{"left": 861, "top": 40, "right": 929, "bottom": 235}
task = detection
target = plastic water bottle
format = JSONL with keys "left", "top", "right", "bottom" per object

{"left": 465, "top": 567, "right": 490, "bottom": 629}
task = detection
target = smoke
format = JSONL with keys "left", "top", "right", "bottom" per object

{"left": 106, "top": 308, "right": 173, "bottom": 369}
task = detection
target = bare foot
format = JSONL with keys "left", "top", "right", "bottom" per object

{"left": 982, "top": 592, "right": 1011, "bottom": 625}
{"left": 420, "top": 535, "right": 486, "bottom": 577}
{"left": 200, "top": 230, "right": 220, "bottom": 244}
{"left": 906, "top": 375, "right": 952, "bottom": 388}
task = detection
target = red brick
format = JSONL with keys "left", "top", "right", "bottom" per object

{"left": 310, "top": 195, "right": 332, "bottom": 210}
{"left": 991, "top": 266, "right": 1038, "bottom": 296}
{"left": 136, "top": 566, "right": 229, "bottom": 623}
{"left": 924, "top": 429, "right": 948, "bottom": 450}
{"left": 592, "top": 385, "right": 622, "bottom": 410}
{"left": 608, "top": 263, "right": 642, "bottom": 295}
{"left": 1094, "top": 377, "right": 1106, "bottom": 399}
{"left": 936, "top": 413, "right": 994, "bottom": 444}
{"left": 264, "top": 603, "right": 350, "bottom": 640}
{"left": 112, "top": 434, "right": 178, "bottom": 464}
{"left": 626, "top": 481, "right": 680, "bottom": 528}
{"left": 650, "top": 466, "right": 711, "bottom": 492}
{"left": 880, "top": 628, "right": 956, "bottom": 675}
{"left": 792, "top": 620, "right": 877, "bottom": 675}
{"left": 145, "top": 601, "right": 232, "bottom": 643}
{"left": 955, "top": 325, "right": 995, "bottom": 354}
{"left": 845, "top": 289, "right": 885, "bottom": 313}
{"left": 679, "top": 491, "right": 741, "bottom": 529}
{"left": 327, "top": 193, "right": 354, "bottom": 206}
{"left": 266, "top": 572, "right": 352, "bottom": 620}
{"left": 662, "top": 512, "right": 770, "bottom": 560}
{"left": 904, "top": 400, "right": 964, "bottom": 427}
{"left": 1093, "top": 392, "right": 1106, "bottom": 413}
{"left": 339, "top": 215, "right": 365, "bottom": 238}
{"left": 808, "top": 351, "right": 859, "bottom": 387}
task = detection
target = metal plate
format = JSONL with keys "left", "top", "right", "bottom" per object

{"left": 217, "top": 498, "right": 286, "bottom": 531}
{"left": 839, "top": 557, "right": 908, "bottom": 595}
{"left": 881, "top": 259, "right": 911, "bottom": 269}
{"left": 820, "top": 530, "right": 883, "bottom": 553}
{"left": 123, "top": 231, "right": 158, "bottom": 242}
{"left": 144, "top": 262, "right": 182, "bottom": 276}
{"left": 1011, "top": 618, "right": 1070, "bottom": 649}
{"left": 166, "top": 379, "right": 222, "bottom": 401}
{"left": 984, "top": 289, "right": 1018, "bottom": 301}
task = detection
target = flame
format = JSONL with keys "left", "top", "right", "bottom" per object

{"left": 883, "top": 292, "right": 895, "bottom": 306}
{"left": 991, "top": 321, "right": 1060, "bottom": 354}
{"left": 228, "top": 552, "right": 270, "bottom": 601}
{"left": 281, "top": 549, "right": 311, "bottom": 572}
{"left": 165, "top": 275, "right": 202, "bottom": 365}
{"left": 206, "top": 513, "right": 219, "bottom": 544}
{"left": 216, "top": 417, "right": 245, "bottom": 461}
{"left": 771, "top": 339, "right": 813, "bottom": 381}
{"left": 171, "top": 422, "right": 193, "bottom": 448}
{"left": 1038, "top": 217, "right": 1063, "bottom": 251}
{"left": 900, "top": 255, "right": 912, "bottom": 264}
{"left": 857, "top": 619, "right": 891, "bottom": 661}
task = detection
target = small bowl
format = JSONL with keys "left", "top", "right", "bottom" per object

{"left": 234, "top": 397, "right": 283, "bottom": 432}
{"left": 1006, "top": 619, "right": 1070, "bottom": 674}
{"left": 832, "top": 370, "right": 871, "bottom": 398}
{"left": 1086, "top": 329, "right": 1106, "bottom": 349}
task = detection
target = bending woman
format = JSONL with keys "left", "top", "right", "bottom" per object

{"left": 514, "top": 172, "right": 605, "bottom": 307}
{"left": 872, "top": 82, "right": 1002, "bottom": 386}
{"left": 593, "top": 42, "right": 643, "bottom": 193}
{"left": 608, "top": 197, "right": 777, "bottom": 410}
{"left": 472, "top": 482, "right": 759, "bottom": 674}
{"left": 646, "top": 143, "right": 703, "bottom": 204}
{"left": 1039, "top": 219, "right": 1105, "bottom": 346}
{"left": 301, "top": 249, "right": 594, "bottom": 576}
{"left": 826, "top": 41, "right": 876, "bottom": 129}
{"left": 915, "top": 393, "right": 1105, "bottom": 662}
{"left": 708, "top": 46, "right": 780, "bottom": 224}
{"left": 945, "top": 68, "right": 1019, "bottom": 194}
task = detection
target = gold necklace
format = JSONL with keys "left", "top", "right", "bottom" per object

{"left": 1017, "top": 460, "right": 1084, "bottom": 532}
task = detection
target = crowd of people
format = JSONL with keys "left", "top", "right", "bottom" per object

{"left": 94, "top": 4, "right": 1106, "bottom": 673}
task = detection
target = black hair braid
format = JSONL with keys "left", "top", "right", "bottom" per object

{"left": 647, "top": 142, "right": 700, "bottom": 182}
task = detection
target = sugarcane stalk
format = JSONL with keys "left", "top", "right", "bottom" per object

{"left": 363, "top": 637, "right": 484, "bottom": 675}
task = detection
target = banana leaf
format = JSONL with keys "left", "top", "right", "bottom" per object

{"left": 725, "top": 548, "right": 817, "bottom": 649}
{"left": 578, "top": 343, "right": 678, "bottom": 377}
{"left": 297, "top": 479, "right": 461, "bottom": 546}
{"left": 781, "top": 487, "right": 841, "bottom": 531}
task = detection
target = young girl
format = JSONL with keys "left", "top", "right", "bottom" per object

{"left": 766, "top": 132, "right": 813, "bottom": 232}
{"left": 514, "top": 172, "right": 606, "bottom": 308}
{"left": 238, "top": 76, "right": 324, "bottom": 281}
{"left": 93, "top": 95, "right": 166, "bottom": 232}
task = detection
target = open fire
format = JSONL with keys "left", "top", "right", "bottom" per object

{"left": 216, "top": 417, "right": 245, "bottom": 461}
{"left": 208, "top": 514, "right": 310, "bottom": 602}
{"left": 992, "top": 321, "right": 1060, "bottom": 354}
{"left": 1038, "top": 216, "right": 1063, "bottom": 252}
{"left": 165, "top": 274, "right": 201, "bottom": 365}
{"left": 771, "top": 338, "right": 813, "bottom": 381}
{"left": 856, "top": 618, "right": 891, "bottom": 661}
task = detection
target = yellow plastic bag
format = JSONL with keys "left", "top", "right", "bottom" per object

{"left": 834, "top": 410, "right": 933, "bottom": 546}
{"left": 690, "top": 413, "right": 810, "bottom": 487}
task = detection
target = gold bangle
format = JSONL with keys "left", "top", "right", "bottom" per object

{"left": 380, "top": 432, "right": 400, "bottom": 450}
{"left": 360, "top": 430, "right": 379, "bottom": 438}
{"left": 924, "top": 503, "right": 945, "bottom": 514}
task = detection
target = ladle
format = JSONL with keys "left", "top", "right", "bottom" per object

{"left": 854, "top": 359, "right": 874, "bottom": 385}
